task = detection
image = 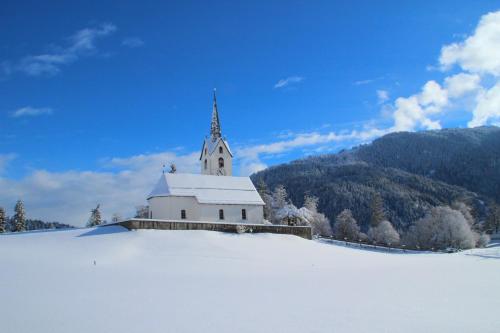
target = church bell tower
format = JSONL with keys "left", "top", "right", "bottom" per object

{"left": 200, "top": 90, "right": 233, "bottom": 176}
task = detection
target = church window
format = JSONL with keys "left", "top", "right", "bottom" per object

{"left": 204, "top": 159, "right": 207, "bottom": 169}
{"left": 219, "top": 209, "right": 224, "bottom": 220}
{"left": 219, "top": 146, "right": 223, "bottom": 154}
{"left": 242, "top": 209, "right": 247, "bottom": 220}
{"left": 181, "top": 210, "right": 186, "bottom": 219}
{"left": 218, "top": 157, "right": 224, "bottom": 168}
{"left": 205, "top": 148, "right": 207, "bottom": 155}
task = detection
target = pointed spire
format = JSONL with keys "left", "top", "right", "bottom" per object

{"left": 210, "top": 88, "right": 221, "bottom": 139}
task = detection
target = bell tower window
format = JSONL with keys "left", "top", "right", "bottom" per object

{"left": 219, "top": 146, "right": 223, "bottom": 154}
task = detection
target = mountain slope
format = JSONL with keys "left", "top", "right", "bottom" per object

{"left": 355, "top": 126, "right": 500, "bottom": 201}
{"left": 252, "top": 127, "right": 500, "bottom": 229}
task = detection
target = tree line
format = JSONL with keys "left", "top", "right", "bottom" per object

{"left": 258, "top": 181, "right": 498, "bottom": 251}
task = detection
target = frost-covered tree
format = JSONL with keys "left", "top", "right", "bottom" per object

{"left": 134, "top": 205, "right": 149, "bottom": 218}
{"left": 272, "top": 185, "right": 288, "bottom": 211}
{"left": 333, "top": 209, "right": 360, "bottom": 241}
{"left": 304, "top": 195, "right": 319, "bottom": 213}
{"left": 370, "top": 193, "right": 385, "bottom": 227}
{"left": 404, "top": 206, "right": 478, "bottom": 250}
{"left": 87, "top": 204, "right": 102, "bottom": 227}
{"left": 452, "top": 201, "right": 475, "bottom": 227}
{"left": 0, "top": 207, "right": 6, "bottom": 233}
{"left": 368, "top": 220, "right": 400, "bottom": 246}
{"left": 300, "top": 196, "right": 332, "bottom": 237}
{"left": 111, "top": 213, "right": 123, "bottom": 223}
{"left": 13, "top": 200, "right": 26, "bottom": 232}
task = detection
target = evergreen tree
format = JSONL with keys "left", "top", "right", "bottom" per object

{"left": 370, "top": 193, "right": 385, "bottom": 227}
{"left": 0, "top": 207, "right": 6, "bottom": 233}
{"left": 87, "top": 204, "right": 102, "bottom": 227}
{"left": 485, "top": 203, "right": 500, "bottom": 234}
{"left": 257, "top": 180, "right": 273, "bottom": 221}
{"left": 13, "top": 200, "right": 26, "bottom": 232}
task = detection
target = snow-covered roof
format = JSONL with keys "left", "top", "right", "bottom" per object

{"left": 148, "top": 173, "right": 264, "bottom": 205}
{"left": 199, "top": 137, "right": 233, "bottom": 160}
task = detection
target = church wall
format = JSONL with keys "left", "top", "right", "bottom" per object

{"left": 148, "top": 196, "right": 200, "bottom": 221}
{"left": 148, "top": 196, "right": 263, "bottom": 224}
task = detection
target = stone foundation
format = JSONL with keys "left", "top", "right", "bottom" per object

{"left": 107, "top": 219, "right": 312, "bottom": 240}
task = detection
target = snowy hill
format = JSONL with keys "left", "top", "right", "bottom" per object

{"left": 1, "top": 228, "right": 499, "bottom": 333}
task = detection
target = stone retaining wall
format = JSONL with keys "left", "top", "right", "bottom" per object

{"left": 109, "top": 219, "right": 312, "bottom": 240}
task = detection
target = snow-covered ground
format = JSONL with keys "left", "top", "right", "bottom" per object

{"left": 0, "top": 227, "right": 499, "bottom": 333}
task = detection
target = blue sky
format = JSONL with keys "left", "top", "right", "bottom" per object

{"left": 1, "top": 1, "right": 500, "bottom": 225}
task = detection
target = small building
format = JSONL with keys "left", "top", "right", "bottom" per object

{"left": 147, "top": 91, "right": 265, "bottom": 223}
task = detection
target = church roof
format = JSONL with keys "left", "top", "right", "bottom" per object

{"left": 148, "top": 173, "right": 264, "bottom": 205}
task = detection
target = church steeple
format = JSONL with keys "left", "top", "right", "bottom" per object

{"left": 210, "top": 89, "right": 221, "bottom": 139}
{"left": 201, "top": 90, "right": 233, "bottom": 176}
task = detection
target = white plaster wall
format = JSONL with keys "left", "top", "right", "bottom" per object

{"left": 148, "top": 196, "right": 263, "bottom": 223}
{"left": 148, "top": 196, "right": 200, "bottom": 221}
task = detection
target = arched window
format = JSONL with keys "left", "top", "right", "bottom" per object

{"left": 219, "top": 209, "right": 224, "bottom": 220}
{"left": 204, "top": 159, "right": 207, "bottom": 169}
{"left": 219, "top": 146, "right": 223, "bottom": 154}
{"left": 205, "top": 148, "right": 207, "bottom": 155}
{"left": 218, "top": 157, "right": 224, "bottom": 168}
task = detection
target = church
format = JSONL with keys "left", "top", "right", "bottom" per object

{"left": 147, "top": 91, "right": 265, "bottom": 224}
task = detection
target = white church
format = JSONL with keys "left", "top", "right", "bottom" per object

{"left": 147, "top": 91, "right": 265, "bottom": 224}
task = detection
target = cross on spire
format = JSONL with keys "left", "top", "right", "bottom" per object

{"left": 210, "top": 88, "right": 221, "bottom": 139}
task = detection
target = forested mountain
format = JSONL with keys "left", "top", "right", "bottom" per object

{"left": 354, "top": 126, "right": 500, "bottom": 201}
{"left": 252, "top": 126, "right": 500, "bottom": 231}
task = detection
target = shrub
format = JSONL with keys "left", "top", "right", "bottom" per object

{"left": 368, "top": 220, "right": 400, "bottom": 246}
{"left": 333, "top": 209, "right": 360, "bottom": 241}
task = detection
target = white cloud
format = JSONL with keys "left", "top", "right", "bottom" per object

{"left": 236, "top": 127, "right": 388, "bottom": 175}
{"left": 4, "top": 23, "right": 116, "bottom": 77}
{"left": 469, "top": 83, "right": 500, "bottom": 127}
{"left": 377, "top": 90, "right": 389, "bottom": 104}
{"left": 444, "top": 73, "right": 481, "bottom": 98}
{"left": 0, "top": 153, "right": 16, "bottom": 175}
{"left": 440, "top": 11, "right": 500, "bottom": 76}
{"left": 11, "top": 106, "right": 53, "bottom": 118}
{"left": 274, "top": 76, "right": 304, "bottom": 89}
{"left": 0, "top": 151, "right": 199, "bottom": 226}
{"left": 390, "top": 10, "right": 500, "bottom": 130}
{"left": 122, "top": 37, "right": 144, "bottom": 48}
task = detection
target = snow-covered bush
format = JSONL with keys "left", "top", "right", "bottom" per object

{"left": 235, "top": 225, "right": 250, "bottom": 234}
{"left": 476, "top": 233, "right": 490, "bottom": 248}
{"left": 301, "top": 196, "right": 333, "bottom": 236}
{"left": 368, "top": 220, "right": 400, "bottom": 246}
{"left": 276, "top": 204, "right": 301, "bottom": 225}
{"left": 333, "top": 209, "right": 360, "bottom": 241}
{"left": 404, "top": 206, "right": 478, "bottom": 250}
